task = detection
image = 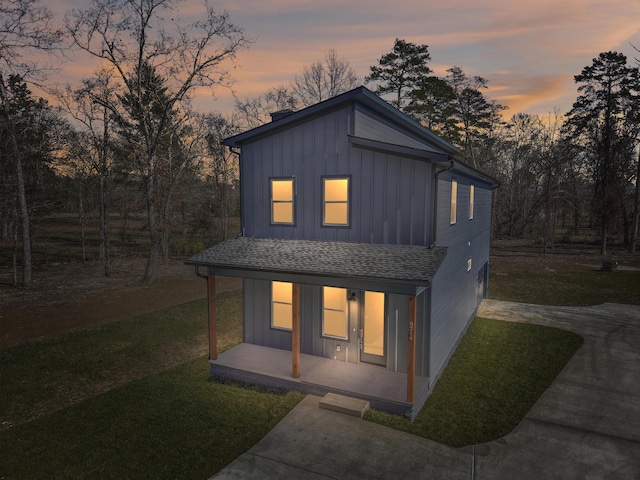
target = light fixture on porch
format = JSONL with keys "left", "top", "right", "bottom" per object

{"left": 348, "top": 291, "right": 357, "bottom": 302}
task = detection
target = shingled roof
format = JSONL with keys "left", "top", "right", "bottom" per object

{"left": 186, "top": 236, "right": 446, "bottom": 285}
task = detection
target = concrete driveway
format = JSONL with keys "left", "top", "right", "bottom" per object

{"left": 213, "top": 301, "right": 640, "bottom": 479}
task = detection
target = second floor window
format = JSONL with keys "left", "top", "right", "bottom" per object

{"left": 450, "top": 179, "right": 458, "bottom": 225}
{"left": 323, "top": 177, "right": 350, "bottom": 226}
{"left": 271, "top": 178, "right": 294, "bottom": 225}
{"left": 469, "top": 184, "right": 475, "bottom": 220}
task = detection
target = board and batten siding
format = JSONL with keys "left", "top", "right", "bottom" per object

{"left": 429, "top": 172, "right": 493, "bottom": 380}
{"left": 240, "top": 104, "right": 434, "bottom": 246}
{"left": 242, "top": 278, "right": 431, "bottom": 375}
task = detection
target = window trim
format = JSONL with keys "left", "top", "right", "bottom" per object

{"left": 321, "top": 175, "right": 351, "bottom": 228}
{"left": 450, "top": 178, "right": 458, "bottom": 225}
{"left": 321, "top": 286, "right": 348, "bottom": 340}
{"left": 270, "top": 176, "right": 296, "bottom": 226}
{"left": 271, "top": 281, "right": 293, "bottom": 331}
{"left": 469, "top": 184, "right": 475, "bottom": 220}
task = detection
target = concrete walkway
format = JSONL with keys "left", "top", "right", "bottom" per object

{"left": 213, "top": 301, "right": 640, "bottom": 479}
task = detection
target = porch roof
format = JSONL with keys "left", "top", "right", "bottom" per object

{"left": 186, "top": 236, "right": 446, "bottom": 290}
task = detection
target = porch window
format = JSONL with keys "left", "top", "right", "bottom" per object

{"left": 271, "top": 178, "right": 295, "bottom": 225}
{"left": 450, "top": 179, "right": 458, "bottom": 225}
{"left": 323, "top": 177, "right": 350, "bottom": 226}
{"left": 271, "top": 281, "right": 292, "bottom": 330}
{"left": 322, "top": 286, "right": 347, "bottom": 339}
{"left": 469, "top": 184, "right": 475, "bottom": 220}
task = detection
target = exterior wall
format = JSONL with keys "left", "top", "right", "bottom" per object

{"left": 241, "top": 278, "right": 430, "bottom": 376}
{"left": 429, "top": 171, "right": 493, "bottom": 380}
{"left": 240, "top": 105, "right": 434, "bottom": 246}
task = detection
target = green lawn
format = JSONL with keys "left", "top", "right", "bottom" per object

{"left": 0, "top": 357, "right": 302, "bottom": 479}
{"left": 365, "top": 317, "right": 583, "bottom": 447}
{"left": 490, "top": 270, "right": 640, "bottom": 306}
{"left": 0, "top": 264, "right": 602, "bottom": 477}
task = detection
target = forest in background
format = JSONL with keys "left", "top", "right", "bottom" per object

{"left": 1, "top": 0, "right": 639, "bottom": 288}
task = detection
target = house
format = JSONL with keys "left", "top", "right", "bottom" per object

{"left": 186, "top": 86, "right": 497, "bottom": 419}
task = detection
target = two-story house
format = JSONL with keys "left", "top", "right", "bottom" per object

{"left": 186, "top": 86, "right": 497, "bottom": 419}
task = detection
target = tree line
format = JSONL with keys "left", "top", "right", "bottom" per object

{"left": 1, "top": 1, "right": 639, "bottom": 288}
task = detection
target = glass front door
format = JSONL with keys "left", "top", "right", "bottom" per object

{"left": 359, "top": 291, "right": 386, "bottom": 366}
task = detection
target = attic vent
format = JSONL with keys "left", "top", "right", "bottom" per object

{"left": 270, "top": 109, "right": 295, "bottom": 122}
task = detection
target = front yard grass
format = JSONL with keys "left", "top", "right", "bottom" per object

{"left": 0, "top": 264, "right": 600, "bottom": 476}
{"left": 365, "top": 317, "right": 584, "bottom": 447}
{"left": 0, "top": 356, "right": 302, "bottom": 479}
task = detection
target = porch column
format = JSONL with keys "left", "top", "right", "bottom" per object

{"left": 292, "top": 283, "right": 301, "bottom": 378}
{"left": 407, "top": 295, "right": 417, "bottom": 403}
{"left": 207, "top": 275, "right": 217, "bottom": 360}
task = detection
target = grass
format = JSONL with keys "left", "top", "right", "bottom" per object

{"left": 1, "top": 252, "right": 611, "bottom": 475}
{"left": 0, "top": 291, "right": 242, "bottom": 429}
{"left": 0, "top": 357, "right": 303, "bottom": 479}
{"left": 489, "top": 270, "right": 640, "bottom": 306}
{"left": 365, "top": 317, "right": 584, "bottom": 447}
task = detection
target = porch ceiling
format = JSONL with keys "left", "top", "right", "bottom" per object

{"left": 186, "top": 236, "right": 446, "bottom": 293}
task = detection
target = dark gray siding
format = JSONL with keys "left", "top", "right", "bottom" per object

{"left": 429, "top": 172, "right": 493, "bottom": 379}
{"left": 241, "top": 278, "right": 431, "bottom": 374}
{"left": 354, "top": 104, "right": 433, "bottom": 151}
{"left": 241, "top": 105, "right": 434, "bottom": 246}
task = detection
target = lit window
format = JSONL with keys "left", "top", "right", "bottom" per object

{"left": 323, "top": 177, "right": 349, "bottom": 226}
{"left": 323, "top": 286, "right": 347, "bottom": 339}
{"left": 469, "top": 184, "right": 475, "bottom": 220}
{"left": 450, "top": 179, "right": 458, "bottom": 225}
{"left": 272, "top": 281, "right": 292, "bottom": 330}
{"left": 467, "top": 258, "right": 472, "bottom": 272}
{"left": 271, "top": 178, "right": 294, "bottom": 224}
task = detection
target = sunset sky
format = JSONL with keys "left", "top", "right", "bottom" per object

{"left": 51, "top": 0, "right": 640, "bottom": 119}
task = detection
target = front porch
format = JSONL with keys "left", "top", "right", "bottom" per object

{"left": 210, "top": 343, "right": 431, "bottom": 419}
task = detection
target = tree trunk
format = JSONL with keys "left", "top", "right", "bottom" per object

{"left": 143, "top": 175, "right": 158, "bottom": 284}
{"left": 15, "top": 145, "right": 32, "bottom": 286}
{"left": 629, "top": 150, "right": 640, "bottom": 253}
{"left": 79, "top": 179, "right": 86, "bottom": 263}
{"left": 99, "top": 174, "right": 111, "bottom": 276}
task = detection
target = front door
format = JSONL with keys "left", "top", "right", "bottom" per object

{"left": 359, "top": 291, "right": 386, "bottom": 366}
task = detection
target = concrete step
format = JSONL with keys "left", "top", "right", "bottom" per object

{"left": 319, "top": 392, "right": 370, "bottom": 418}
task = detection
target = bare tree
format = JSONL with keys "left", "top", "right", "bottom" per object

{"left": 66, "top": 0, "right": 249, "bottom": 283}
{"left": 235, "top": 84, "right": 298, "bottom": 129}
{"left": 0, "top": 0, "right": 64, "bottom": 287}
{"left": 293, "top": 49, "right": 358, "bottom": 107}
{"left": 203, "top": 113, "right": 239, "bottom": 240}
{"left": 57, "top": 69, "right": 119, "bottom": 276}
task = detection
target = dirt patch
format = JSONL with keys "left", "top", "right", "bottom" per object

{"left": 0, "top": 257, "right": 241, "bottom": 349}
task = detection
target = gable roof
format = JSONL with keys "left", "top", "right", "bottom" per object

{"left": 186, "top": 236, "right": 447, "bottom": 288}
{"left": 223, "top": 86, "right": 460, "bottom": 157}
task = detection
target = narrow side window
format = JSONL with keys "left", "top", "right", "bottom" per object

{"left": 450, "top": 179, "right": 458, "bottom": 225}
{"left": 469, "top": 184, "right": 475, "bottom": 220}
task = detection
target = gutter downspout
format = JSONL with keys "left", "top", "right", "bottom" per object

{"left": 430, "top": 158, "right": 455, "bottom": 248}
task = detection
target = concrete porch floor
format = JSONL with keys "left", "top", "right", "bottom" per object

{"left": 210, "top": 343, "right": 430, "bottom": 417}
